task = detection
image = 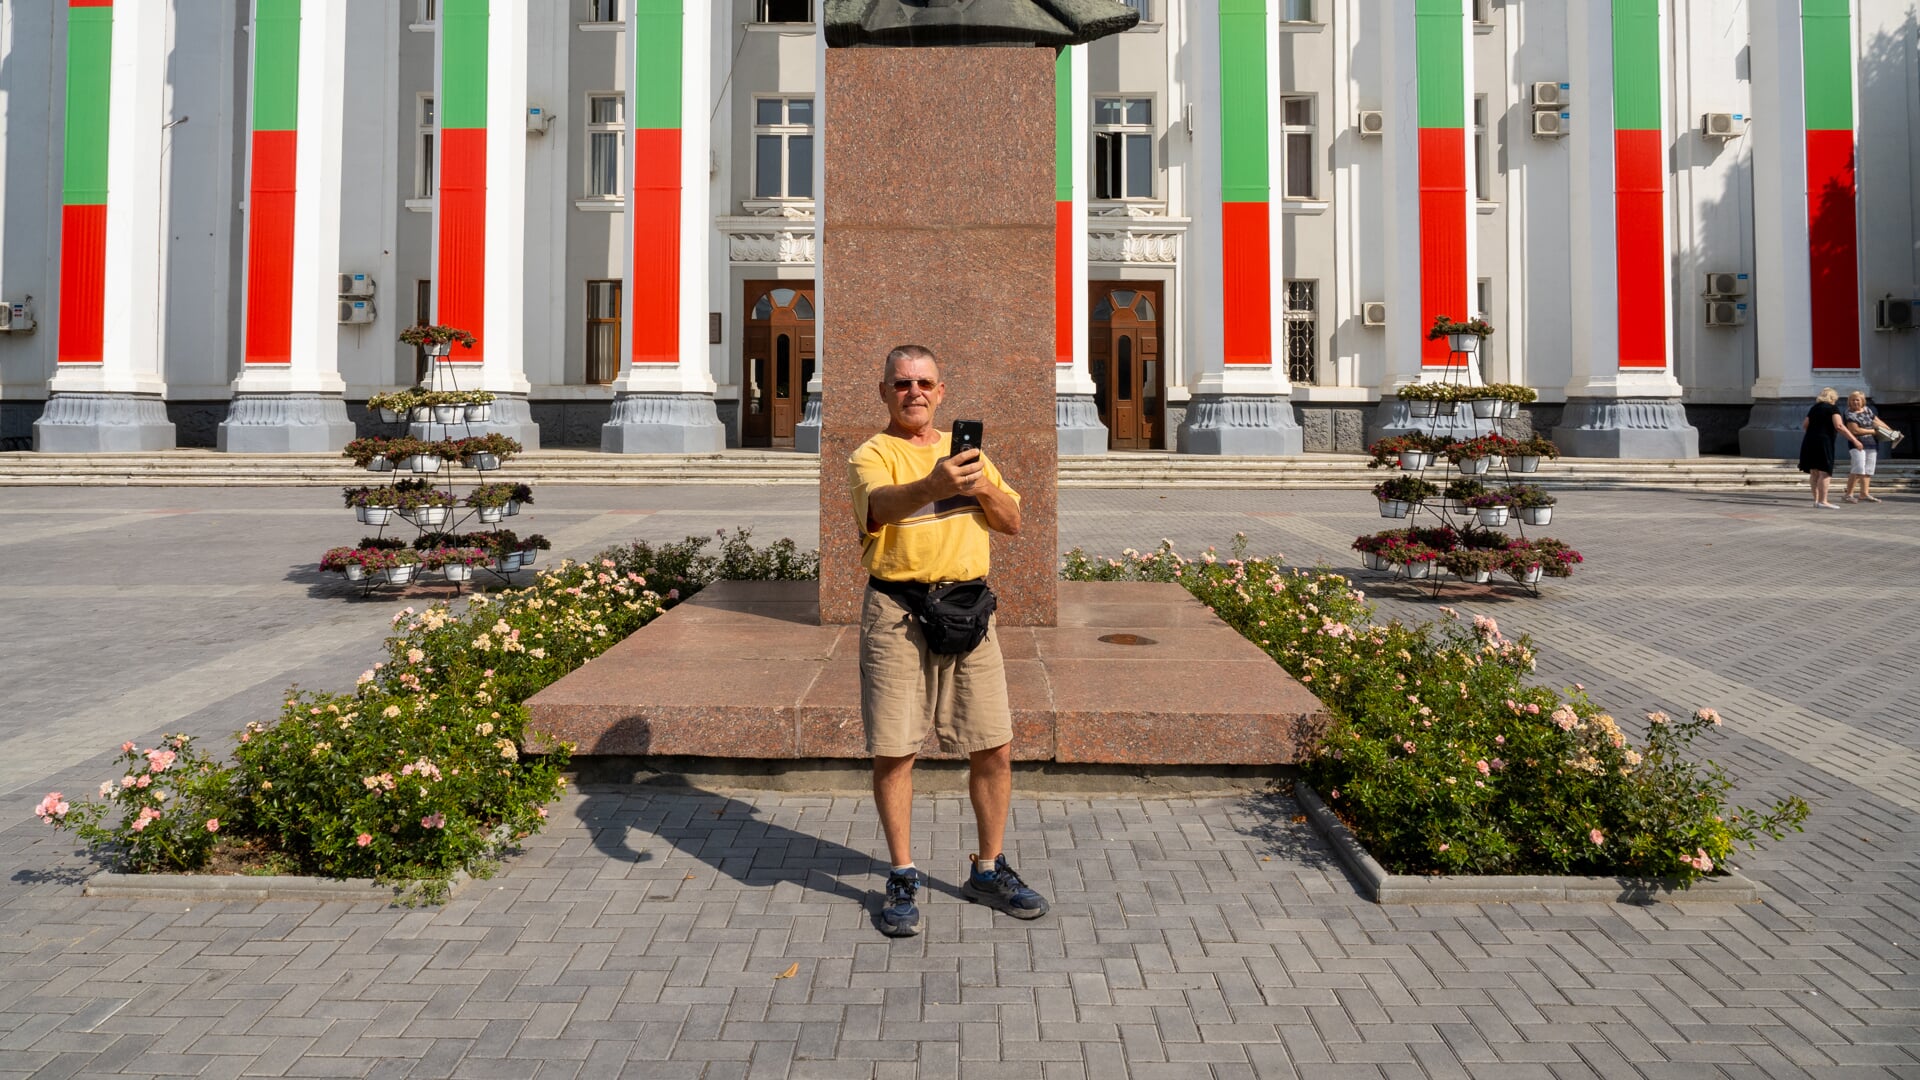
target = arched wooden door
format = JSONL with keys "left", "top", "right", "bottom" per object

{"left": 741, "top": 281, "right": 817, "bottom": 447}
{"left": 1088, "top": 283, "right": 1164, "bottom": 450}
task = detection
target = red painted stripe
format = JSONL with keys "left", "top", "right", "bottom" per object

{"left": 56, "top": 203, "right": 106, "bottom": 363}
{"left": 243, "top": 129, "right": 297, "bottom": 364}
{"left": 1418, "top": 128, "right": 1468, "bottom": 366}
{"left": 1054, "top": 200, "right": 1072, "bottom": 364}
{"left": 629, "top": 128, "right": 680, "bottom": 365}
{"left": 1613, "top": 129, "right": 1666, "bottom": 369}
{"left": 69, "top": 0, "right": 113, "bottom": 7}
{"left": 1220, "top": 201, "right": 1270, "bottom": 364}
{"left": 436, "top": 127, "right": 487, "bottom": 362}
{"left": 1806, "top": 127, "right": 1859, "bottom": 370}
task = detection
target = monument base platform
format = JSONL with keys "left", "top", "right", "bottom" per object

{"left": 526, "top": 580, "right": 1329, "bottom": 765}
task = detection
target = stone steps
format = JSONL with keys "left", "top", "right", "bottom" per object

{"left": 0, "top": 448, "right": 1911, "bottom": 489}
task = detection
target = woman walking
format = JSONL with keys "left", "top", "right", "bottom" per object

{"left": 1800, "top": 387, "right": 1862, "bottom": 509}
{"left": 1841, "top": 390, "right": 1883, "bottom": 502}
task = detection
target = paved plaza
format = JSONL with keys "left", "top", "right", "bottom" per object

{"left": 1, "top": 483, "right": 1916, "bottom": 1079}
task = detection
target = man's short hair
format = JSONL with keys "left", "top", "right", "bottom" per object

{"left": 884, "top": 345, "right": 938, "bottom": 380}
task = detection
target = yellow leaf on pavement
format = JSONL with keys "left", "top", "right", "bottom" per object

{"left": 775, "top": 962, "right": 799, "bottom": 980}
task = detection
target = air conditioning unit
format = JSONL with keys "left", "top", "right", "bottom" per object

{"left": 1877, "top": 298, "right": 1918, "bottom": 331}
{"left": 1532, "top": 111, "right": 1569, "bottom": 138}
{"left": 1357, "top": 109, "right": 1385, "bottom": 137}
{"left": 1532, "top": 82, "right": 1568, "bottom": 109}
{"left": 1362, "top": 301, "right": 1387, "bottom": 327}
{"left": 1705, "top": 300, "right": 1747, "bottom": 327}
{"left": 1703, "top": 272, "right": 1749, "bottom": 298}
{"left": 1702, "top": 112, "right": 1748, "bottom": 139}
{"left": 337, "top": 298, "right": 376, "bottom": 324}
{"left": 526, "top": 106, "right": 553, "bottom": 135}
{"left": 0, "top": 299, "right": 34, "bottom": 332}
{"left": 337, "top": 272, "right": 375, "bottom": 298}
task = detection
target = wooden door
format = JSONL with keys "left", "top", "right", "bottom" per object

{"left": 741, "top": 281, "right": 816, "bottom": 447}
{"left": 1088, "top": 283, "right": 1165, "bottom": 450}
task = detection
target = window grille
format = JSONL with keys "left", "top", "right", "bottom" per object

{"left": 1283, "top": 281, "right": 1318, "bottom": 385}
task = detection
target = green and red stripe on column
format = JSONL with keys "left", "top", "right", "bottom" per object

{"left": 629, "top": 0, "right": 681, "bottom": 365}
{"left": 1612, "top": 0, "right": 1666, "bottom": 368}
{"left": 1415, "top": 0, "right": 1468, "bottom": 367}
{"left": 436, "top": 0, "right": 488, "bottom": 362}
{"left": 1054, "top": 48, "right": 1072, "bottom": 367}
{"left": 243, "top": 0, "right": 300, "bottom": 365}
{"left": 1803, "top": 0, "right": 1858, "bottom": 370}
{"left": 58, "top": 0, "right": 112, "bottom": 364}
{"left": 1218, "top": 0, "right": 1269, "bottom": 365}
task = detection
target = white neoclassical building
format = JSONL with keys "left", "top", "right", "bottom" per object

{"left": 0, "top": 1, "right": 1915, "bottom": 457}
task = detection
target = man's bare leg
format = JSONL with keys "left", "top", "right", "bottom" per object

{"left": 873, "top": 753, "right": 917, "bottom": 867}
{"left": 967, "top": 742, "right": 1012, "bottom": 862}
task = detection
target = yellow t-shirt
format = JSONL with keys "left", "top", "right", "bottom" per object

{"left": 848, "top": 431, "right": 1020, "bottom": 583}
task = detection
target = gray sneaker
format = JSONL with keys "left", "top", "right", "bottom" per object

{"left": 878, "top": 868, "right": 922, "bottom": 937}
{"left": 961, "top": 853, "right": 1049, "bottom": 919}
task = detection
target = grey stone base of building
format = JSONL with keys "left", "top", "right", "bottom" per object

{"left": 1366, "top": 400, "right": 1501, "bottom": 446}
{"left": 793, "top": 394, "right": 822, "bottom": 455}
{"left": 216, "top": 393, "right": 357, "bottom": 453}
{"left": 714, "top": 400, "right": 741, "bottom": 449}
{"left": 600, "top": 392, "right": 726, "bottom": 453}
{"left": 526, "top": 401, "right": 614, "bottom": 448}
{"left": 1294, "top": 405, "right": 1368, "bottom": 453}
{"left": 1176, "top": 394, "right": 1304, "bottom": 455}
{"left": 410, "top": 395, "right": 542, "bottom": 449}
{"left": 1553, "top": 398, "right": 1700, "bottom": 458}
{"left": 1680, "top": 404, "right": 1752, "bottom": 456}
{"left": 32, "top": 392, "right": 177, "bottom": 452}
{"left": 1738, "top": 400, "right": 1814, "bottom": 459}
{"left": 1056, "top": 393, "right": 1109, "bottom": 455}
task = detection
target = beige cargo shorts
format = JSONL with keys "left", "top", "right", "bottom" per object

{"left": 859, "top": 585, "right": 1013, "bottom": 758}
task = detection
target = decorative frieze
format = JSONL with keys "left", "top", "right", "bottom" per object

{"left": 1087, "top": 202, "right": 1186, "bottom": 267}
{"left": 717, "top": 202, "right": 817, "bottom": 265}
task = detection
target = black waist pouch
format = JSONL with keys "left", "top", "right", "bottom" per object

{"left": 870, "top": 576, "right": 997, "bottom": 655}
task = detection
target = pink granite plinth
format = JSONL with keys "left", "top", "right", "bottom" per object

{"left": 818, "top": 48, "right": 1059, "bottom": 627}
{"left": 526, "top": 581, "right": 1330, "bottom": 765}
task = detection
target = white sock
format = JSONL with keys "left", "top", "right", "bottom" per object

{"left": 891, "top": 863, "right": 915, "bottom": 876}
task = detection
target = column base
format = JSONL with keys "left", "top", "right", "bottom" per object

{"left": 1056, "top": 393, "right": 1109, "bottom": 455}
{"left": 1176, "top": 394, "right": 1303, "bottom": 456}
{"left": 32, "top": 392, "right": 176, "bottom": 452}
{"left": 216, "top": 393, "right": 356, "bottom": 453}
{"left": 600, "top": 392, "right": 726, "bottom": 453}
{"left": 1738, "top": 400, "right": 1812, "bottom": 459}
{"left": 793, "top": 393, "right": 823, "bottom": 455}
{"left": 1365, "top": 400, "right": 1499, "bottom": 446}
{"left": 410, "top": 395, "right": 542, "bottom": 449}
{"left": 1553, "top": 398, "right": 1700, "bottom": 458}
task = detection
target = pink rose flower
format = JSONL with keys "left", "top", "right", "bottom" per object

{"left": 356, "top": 833, "right": 373, "bottom": 847}
{"left": 1589, "top": 829, "right": 1604, "bottom": 845}
{"left": 205, "top": 819, "right": 220, "bottom": 833}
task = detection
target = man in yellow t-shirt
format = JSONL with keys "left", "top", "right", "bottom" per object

{"left": 848, "top": 344, "right": 1049, "bottom": 938}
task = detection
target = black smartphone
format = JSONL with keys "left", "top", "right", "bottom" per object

{"left": 950, "top": 419, "right": 984, "bottom": 457}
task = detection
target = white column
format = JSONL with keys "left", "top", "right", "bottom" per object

{"left": 1747, "top": 0, "right": 1816, "bottom": 401}
{"left": 1563, "top": 0, "right": 1618, "bottom": 397}
{"left": 1054, "top": 44, "right": 1106, "bottom": 455}
{"left": 479, "top": 0, "right": 530, "bottom": 397}
{"left": 1375, "top": 0, "right": 1421, "bottom": 394}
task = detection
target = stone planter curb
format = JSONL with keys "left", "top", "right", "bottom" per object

{"left": 1294, "top": 782, "right": 1760, "bottom": 905}
{"left": 84, "top": 870, "right": 473, "bottom": 904}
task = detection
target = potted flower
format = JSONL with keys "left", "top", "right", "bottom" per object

{"left": 319, "top": 546, "right": 369, "bottom": 582}
{"left": 1351, "top": 532, "right": 1394, "bottom": 572}
{"left": 451, "top": 432, "right": 522, "bottom": 471}
{"left": 1443, "top": 478, "right": 1489, "bottom": 513}
{"left": 1372, "top": 475, "right": 1438, "bottom": 519}
{"left": 473, "top": 529, "right": 521, "bottom": 571}
{"left": 418, "top": 545, "right": 491, "bottom": 583}
{"left": 342, "top": 484, "right": 403, "bottom": 526}
{"left": 1510, "top": 434, "right": 1561, "bottom": 473}
{"left": 397, "top": 323, "right": 477, "bottom": 358}
{"left": 1394, "top": 381, "right": 1461, "bottom": 419}
{"left": 506, "top": 482, "right": 533, "bottom": 516}
{"left": 1441, "top": 547, "right": 1502, "bottom": 584}
{"left": 1387, "top": 540, "right": 1444, "bottom": 580}
{"left": 1367, "top": 433, "right": 1447, "bottom": 472}
{"left": 463, "top": 482, "right": 516, "bottom": 524}
{"left": 1483, "top": 382, "right": 1539, "bottom": 419}
{"left": 1528, "top": 536, "right": 1583, "bottom": 577}
{"left": 1427, "top": 314, "right": 1495, "bottom": 354}
{"left": 343, "top": 436, "right": 401, "bottom": 472}
{"left": 515, "top": 533, "right": 551, "bottom": 566}
{"left": 1464, "top": 490, "right": 1514, "bottom": 527}
{"left": 1447, "top": 433, "right": 1521, "bottom": 475}
{"left": 366, "top": 546, "right": 424, "bottom": 586}
{"left": 423, "top": 390, "right": 465, "bottom": 426}
{"left": 395, "top": 485, "right": 455, "bottom": 528}
{"left": 366, "top": 389, "right": 427, "bottom": 424}
{"left": 448, "top": 390, "right": 497, "bottom": 423}
{"left": 1504, "top": 483, "right": 1557, "bottom": 525}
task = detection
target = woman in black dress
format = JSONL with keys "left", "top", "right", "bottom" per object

{"left": 1799, "top": 387, "right": 1862, "bottom": 509}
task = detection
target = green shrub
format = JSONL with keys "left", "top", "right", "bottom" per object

{"left": 35, "top": 735, "right": 234, "bottom": 872}
{"left": 1061, "top": 538, "right": 1807, "bottom": 883}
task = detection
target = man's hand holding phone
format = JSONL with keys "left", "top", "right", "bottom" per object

{"left": 931, "top": 446, "right": 985, "bottom": 499}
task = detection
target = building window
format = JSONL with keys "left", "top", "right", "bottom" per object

{"left": 586, "top": 94, "right": 624, "bottom": 198}
{"left": 585, "top": 280, "right": 622, "bottom": 384}
{"left": 415, "top": 95, "right": 436, "bottom": 199}
{"left": 418, "top": 0, "right": 437, "bottom": 23}
{"left": 414, "top": 280, "right": 433, "bottom": 381}
{"left": 753, "top": 97, "right": 814, "bottom": 199}
{"left": 1119, "top": 0, "right": 1150, "bottom": 21}
{"left": 1093, "top": 97, "right": 1154, "bottom": 200}
{"left": 1284, "top": 281, "right": 1317, "bottom": 385}
{"left": 1282, "top": 0, "right": 1313, "bottom": 22}
{"left": 1477, "top": 278, "right": 1494, "bottom": 321}
{"left": 584, "top": 0, "right": 621, "bottom": 22}
{"left": 1282, "top": 96, "right": 1315, "bottom": 199}
{"left": 1473, "top": 95, "right": 1489, "bottom": 201}
{"left": 756, "top": 0, "right": 812, "bottom": 20}
{"left": 1472, "top": 0, "right": 1494, "bottom": 25}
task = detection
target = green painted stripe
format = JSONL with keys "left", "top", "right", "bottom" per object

{"left": 440, "top": 0, "right": 488, "bottom": 129}
{"left": 632, "top": 0, "right": 682, "bottom": 129}
{"left": 61, "top": 6, "right": 112, "bottom": 205}
{"left": 251, "top": 0, "right": 301, "bottom": 132}
{"left": 1054, "top": 48, "right": 1071, "bottom": 202}
{"left": 1612, "top": 0, "right": 1661, "bottom": 131}
{"left": 1415, "top": 0, "right": 1465, "bottom": 129}
{"left": 1801, "top": 0, "right": 1852, "bottom": 131}
{"left": 1219, "top": 0, "right": 1268, "bottom": 203}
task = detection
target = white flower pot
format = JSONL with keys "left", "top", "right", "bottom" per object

{"left": 366, "top": 455, "right": 393, "bottom": 473}
{"left": 477, "top": 505, "right": 505, "bottom": 523}
{"left": 377, "top": 408, "right": 401, "bottom": 423}
{"left": 424, "top": 342, "right": 452, "bottom": 357}
{"left": 1459, "top": 569, "right": 1492, "bottom": 584}
{"left": 1398, "top": 451, "right": 1430, "bottom": 471}
{"left": 467, "top": 452, "right": 501, "bottom": 471}
{"left": 408, "top": 505, "right": 450, "bottom": 527}
{"left": 1470, "top": 397, "right": 1500, "bottom": 419}
{"left": 1406, "top": 398, "right": 1439, "bottom": 418}
{"left": 1503, "top": 400, "right": 1523, "bottom": 418}
{"left": 412, "top": 406, "right": 434, "bottom": 423}
{"left": 1457, "top": 456, "right": 1490, "bottom": 475}
{"left": 505, "top": 500, "right": 521, "bottom": 516}
{"left": 385, "top": 564, "right": 418, "bottom": 585}
{"left": 1379, "top": 498, "right": 1412, "bottom": 519}
{"left": 466, "top": 403, "right": 492, "bottom": 422}
{"left": 443, "top": 563, "right": 473, "bottom": 582}
{"left": 1446, "top": 332, "right": 1480, "bottom": 353}
{"left": 364, "top": 506, "right": 395, "bottom": 526}
{"left": 344, "top": 563, "right": 366, "bottom": 582}
{"left": 1519, "top": 505, "right": 1553, "bottom": 526}
{"left": 521, "top": 549, "right": 539, "bottom": 565}
{"left": 1513, "top": 455, "right": 1541, "bottom": 473}
{"left": 1476, "top": 505, "right": 1511, "bottom": 527}
{"left": 1511, "top": 565, "right": 1544, "bottom": 586}
{"left": 409, "top": 454, "right": 442, "bottom": 474}
{"left": 1486, "top": 455, "right": 1506, "bottom": 471}
{"left": 1404, "top": 560, "right": 1435, "bottom": 579}
{"left": 353, "top": 505, "right": 367, "bottom": 524}
{"left": 1361, "top": 551, "right": 1387, "bottom": 571}
{"left": 432, "top": 405, "right": 460, "bottom": 424}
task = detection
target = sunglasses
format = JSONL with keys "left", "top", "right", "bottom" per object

{"left": 891, "top": 378, "right": 939, "bottom": 392}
